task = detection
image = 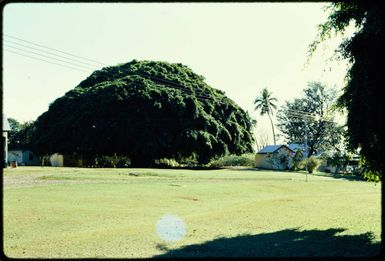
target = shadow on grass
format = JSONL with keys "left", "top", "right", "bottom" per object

{"left": 226, "top": 167, "right": 270, "bottom": 171}
{"left": 313, "top": 172, "right": 365, "bottom": 181}
{"left": 291, "top": 170, "right": 365, "bottom": 182}
{"left": 231, "top": 167, "right": 366, "bottom": 182}
{"left": 154, "top": 228, "right": 380, "bottom": 258}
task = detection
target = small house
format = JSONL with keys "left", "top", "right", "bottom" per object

{"left": 323, "top": 154, "right": 360, "bottom": 174}
{"left": 255, "top": 145, "right": 295, "bottom": 170}
{"left": 8, "top": 149, "right": 41, "bottom": 166}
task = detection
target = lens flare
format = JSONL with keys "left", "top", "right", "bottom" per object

{"left": 156, "top": 214, "right": 186, "bottom": 242}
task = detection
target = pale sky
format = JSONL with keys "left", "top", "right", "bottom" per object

{"left": 2, "top": 3, "right": 353, "bottom": 145}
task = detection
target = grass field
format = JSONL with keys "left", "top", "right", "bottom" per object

{"left": 2, "top": 167, "right": 381, "bottom": 258}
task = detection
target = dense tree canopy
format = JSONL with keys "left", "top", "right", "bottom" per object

{"left": 310, "top": 2, "right": 384, "bottom": 178}
{"left": 32, "top": 60, "right": 254, "bottom": 166}
{"left": 277, "top": 82, "right": 344, "bottom": 158}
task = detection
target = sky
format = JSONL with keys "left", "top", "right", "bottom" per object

{"left": 2, "top": 2, "right": 354, "bottom": 145}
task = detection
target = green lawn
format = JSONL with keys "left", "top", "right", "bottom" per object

{"left": 2, "top": 167, "right": 381, "bottom": 258}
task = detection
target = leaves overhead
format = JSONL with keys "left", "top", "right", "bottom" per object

{"left": 310, "top": 2, "right": 384, "bottom": 177}
{"left": 32, "top": 60, "right": 254, "bottom": 166}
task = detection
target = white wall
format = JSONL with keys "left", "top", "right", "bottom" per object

{"left": 50, "top": 153, "right": 64, "bottom": 167}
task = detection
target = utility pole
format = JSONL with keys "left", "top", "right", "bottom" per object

{"left": 286, "top": 108, "right": 338, "bottom": 182}
{"left": 304, "top": 118, "right": 308, "bottom": 182}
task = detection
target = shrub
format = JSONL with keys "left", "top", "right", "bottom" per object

{"left": 177, "top": 154, "right": 199, "bottom": 167}
{"left": 306, "top": 156, "right": 322, "bottom": 174}
{"left": 41, "top": 155, "right": 52, "bottom": 166}
{"left": 208, "top": 154, "right": 255, "bottom": 168}
{"left": 153, "top": 158, "right": 180, "bottom": 168}
{"left": 358, "top": 156, "right": 381, "bottom": 182}
{"left": 208, "top": 159, "right": 224, "bottom": 168}
{"left": 94, "top": 156, "right": 114, "bottom": 167}
{"left": 94, "top": 155, "right": 131, "bottom": 168}
{"left": 116, "top": 157, "right": 131, "bottom": 168}
{"left": 297, "top": 159, "right": 307, "bottom": 170}
{"left": 363, "top": 169, "right": 381, "bottom": 182}
{"left": 290, "top": 151, "right": 304, "bottom": 171}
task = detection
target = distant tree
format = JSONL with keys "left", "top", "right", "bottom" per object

{"left": 8, "top": 118, "right": 35, "bottom": 150}
{"left": 8, "top": 118, "right": 21, "bottom": 149}
{"left": 31, "top": 60, "right": 254, "bottom": 166}
{"left": 254, "top": 88, "right": 278, "bottom": 145}
{"left": 309, "top": 2, "right": 384, "bottom": 178}
{"left": 8, "top": 118, "right": 21, "bottom": 131}
{"left": 277, "top": 82, "right": 344, "bottom": 158}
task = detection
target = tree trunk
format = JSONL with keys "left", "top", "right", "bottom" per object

{"left": 253, "top": 123, "right": 260, "bottom": 151}
{"left": 267, "top": 112, "right": 276, "bottom": 145}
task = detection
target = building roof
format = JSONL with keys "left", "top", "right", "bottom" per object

{"left": 258, "top": 144, "right": 294, "bottom": 154}
{"left": 3, "top": 115, "right": 11, "bottom": 132}
{"left": 288, "top": 143, "right": 306, "bottom": 151}
{"left": 287, "top": 143, "right": 312, "bottom": 157}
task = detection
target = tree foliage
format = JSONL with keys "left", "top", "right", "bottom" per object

{"left": 310, "top": 2, "right": 384, "bottom": 178}
{"left": 31, "top": 60, "right": 254, "bottom": 166}
{"left": 277, "top": 82, "right": 344, "bottom": 157}
{"left": 7, "top": 118, "right": 21, "bottom": 149}
{"left": 8, "top": 118, "right": 36, "bottom": 150}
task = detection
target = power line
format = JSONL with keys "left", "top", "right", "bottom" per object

{"left": 4, "top": 38, "right": 103, "bottom": 69}
{"left": 85, "top": 67, "right": 225, "bottom": 104}
{"left": 130, "top": 82, "right": 226, "bottom": 106}
{"left": 136, "top": 72, "right": 223, "bottom": 103}
{"left": 287, "top": 109, "right": 317, "bottom": 118}
{"left": 4, "top": 34, "right": 226, "bottom": 105}
{"left": 4, "top": 44, "right": 97, "bottom": 71}
{"left": 286, "top": 109, "right": 336, "bottom": 123}
{"left": 4, "top": 34, "right": 108, "bottom": 67}
{"left": 4, "top": 48, "right": 91, "bottom": 73}
{"left": 4, "top": 45, "right": 222, "bottom": 104}
{"left": 4, "top": 35, "right": 220, "bottom": 100}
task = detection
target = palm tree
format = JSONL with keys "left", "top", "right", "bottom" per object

{"left": 254, "top": 88, "right": 278, "bottom": 145}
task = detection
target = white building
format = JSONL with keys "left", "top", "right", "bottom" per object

{"left": 255, "top": 145, "right": 295, "bottom": 170}
{"left": 3, "top": 115, "right": 11, "bottom": 167}
{"left": 8, "top": 149, "right": 41, "bottom": 166}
